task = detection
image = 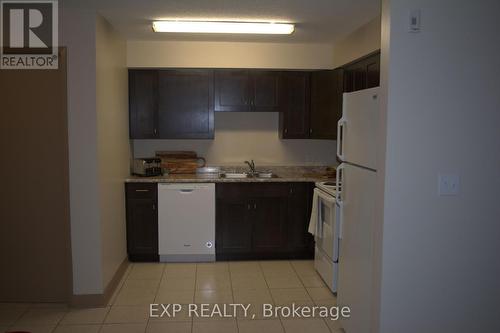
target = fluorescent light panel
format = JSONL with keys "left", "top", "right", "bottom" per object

{"left": 152, "top": 21, "right": 294, "bottom": 34}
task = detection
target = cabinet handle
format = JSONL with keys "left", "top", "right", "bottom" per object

{"left": 153, "top": 128, "right": 158, "bottom": 135}
{"left": 135, "top": 189, "right": 149, "bottom": 192}
{"left": 247, "top": 203, "right": 251, "bottom": 210}
{"left": 310, "top": 128, "right": 313, "bottom": 134}
{"left": 254, "top": 203, "right": 257, "bottom": 210}
{"left": 284, "top": 128, "right": 288, "bottom": 134}
{"left": 152, "top": 203, "right": 156, "bottom": 211}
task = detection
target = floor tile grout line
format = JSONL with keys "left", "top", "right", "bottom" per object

{"left": 145, "top": 262, "right": 166, "bottom": 333}
{"left": 226, "top": 262, "right": 239, "bottom": 333}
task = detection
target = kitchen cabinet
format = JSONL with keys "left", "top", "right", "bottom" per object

{"left": 157, "top": 70, "right": 214, "bottom": 139}
{"left": 287, "top": 182, "right": 315, "bottom": 256}
{"left": 215, "top": 182, "right": 313, "bottom": 260}
{"left": 279, "top": 69, "right": 342, "bottom": 140}
{"left": 125, "top": 183, "right": 158, "bottom": 261}
{"left": 129, "top": 70, "right": 158, "bottom": 139}
{"left": 215, "top": 195, "right": 253, "bottom": 255}
{"left": 310, "top": 69, "right": 343, "bottom": 139}
{"left": 343, "top": 51, "right": 380, "bottom": 92}
{"left": 128, "top": 69, "right": 214, "bottom": 139}
{"left": 214, "top": 70, "right": 280, "bottom": 112}
{"left": 279, "top": 71, "right": 311, "bottom": 139}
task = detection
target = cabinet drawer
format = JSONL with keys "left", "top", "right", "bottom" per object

{"left": 216, "top": 182, "right": 289, "bottom": 198}
{"left": 126, "top": 183, "right": 157, "bottom": 199}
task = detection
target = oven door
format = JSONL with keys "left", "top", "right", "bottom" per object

{"left": 314, "top": 188, "right": 338, "bottom": 261}
{"left": 313, "top": 187, "right": 340, "bottom": 292}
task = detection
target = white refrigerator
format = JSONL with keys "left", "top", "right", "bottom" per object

{"left": 336, "top": 87, "right": 379, "bottom": 333}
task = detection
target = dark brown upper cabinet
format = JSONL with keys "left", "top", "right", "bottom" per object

{"left": 129, "top": 69, "right": 214, "bottom": 139}
{"left": 214, "top": 70, "right": 250, "bottom": 112}
{"left": 157, "top": 70, "right": 214, "bottom": 139}
{"left": 279, "top": 69, "right": 343, "bottom": 140}
{"left": 309, "top": 69, "right": 343, "bottom": 140}
{"left": 251, "top": 71, "right": 280, "bottom": 112}
{"left": 343, "top": 51, "right": 380, "bottom": 93}
{"left": 129, "top": 70, "right": 158, "bottom": 139}
{"left": 214, "top": 70, "right": 280, "bottom": 112}
{"left": 279, "top": 71, "right": 311, "bottom": 139}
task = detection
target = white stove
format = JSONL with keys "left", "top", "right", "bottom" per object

{"left": 313, "top": 180, "right": 339, "bottom": 293}
{"left": 315, "top": 181, "right": 337, "bottom": 196}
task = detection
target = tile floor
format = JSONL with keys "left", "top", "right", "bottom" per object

{"left": 0, "top": 260, "right": 344, "bottom": 333}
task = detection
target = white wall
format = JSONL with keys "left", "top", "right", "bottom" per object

{"left": 62, "top": 8, "right": 129, "bottom": 296}
{"left": 127, "top": 41, "right": 334, "bottom": 69}
{"left": 133, "top": 112, "right": 337, "bottom": 166}
{"left": 374, "top": 1, "right": 500, "bottom": 332}
{"left": 61, "top": 7, "right": 103, "bottom": 295}
{"left": 332, "top": 16, "right": 381, "bottom": 68}
{"left": 96, "top": 15, "right": 129, "bottom": 289}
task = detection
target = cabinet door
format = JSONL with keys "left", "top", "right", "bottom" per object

{"left": 279, "top": 71, "right": 311, "bottom": 138}
{"left": 129, "top": 70, "right": 157, "bottom": 139}
{"left": 310, "top": 69, "right": 342, "bottom": 139}
{"left": 250, "top": 71, "right": 280, "bottom": 112}
{"left": 214, "top": 70, "right": 250, "bottom": 112}
{"left": 252, "top": 195, "right": 288, "bottom": 253}
{"left": 125, "top": 183, "right": 158, "bottom": 261}
{"left": 216, "top": 196, "right": 253, "bottom": 257}
{"left": 157, "top": 70, "right": 214, "bottom": 139}
{"left": 287, "top": 183, "right": 314, "bottom": 257}
{"left": 343, "top": 52, "right": 380, "bottom": 92}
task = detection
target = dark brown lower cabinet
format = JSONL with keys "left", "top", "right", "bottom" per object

{"left": 216, "top": 182, "right": 314, "bottom": 260}
{"left": 125, "top": 183, "right": 159, "bottom": 262}
{"left": 287, "top": 183, "right": 315, "bottom": 257}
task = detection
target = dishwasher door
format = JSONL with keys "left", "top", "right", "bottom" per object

{"left": 158, "top": 183, "right": 215, "bottom": 262}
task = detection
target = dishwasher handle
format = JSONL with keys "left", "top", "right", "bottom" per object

{"left": 179, "top": 189, "right": 194, "bottom": 193}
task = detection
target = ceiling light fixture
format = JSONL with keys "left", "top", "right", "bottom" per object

{"left": 152, "top": 20, "right": 295, "bottom": 35}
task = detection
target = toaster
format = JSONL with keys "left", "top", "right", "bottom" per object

{"left": 132, "top": 158, "right": 162, "bottom": 177}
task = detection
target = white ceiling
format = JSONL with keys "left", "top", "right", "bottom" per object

{"left": 67, "top": 0, "right": 380, "bottom": 44}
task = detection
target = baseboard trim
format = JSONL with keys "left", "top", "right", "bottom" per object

{"left": 70, "top": 258, "right": 129, "bottom": 307}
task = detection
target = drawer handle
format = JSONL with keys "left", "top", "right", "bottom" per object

{"left": 135, "top": 189, "right": 149, "bottom": 192}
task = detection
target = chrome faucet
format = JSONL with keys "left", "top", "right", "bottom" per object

{"left": 244, "top": 160, "right": 256, "bottom": 174}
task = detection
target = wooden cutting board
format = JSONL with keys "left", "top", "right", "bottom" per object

{"left": 156, "top": 151, "right": 206, "bottom": 174}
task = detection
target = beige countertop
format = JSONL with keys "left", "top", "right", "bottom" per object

{"left": 125, "top": 166, "right": 336, "bottom": 183}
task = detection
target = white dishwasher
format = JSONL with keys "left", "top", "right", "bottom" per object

{"left": 158, "top": 183, "right": 215, "bottom": 262}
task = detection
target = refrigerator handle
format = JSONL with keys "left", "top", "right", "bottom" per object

{"left": 337, "top": 119, "right": 346, "bottom": 161}
{"left": 336, "top": 164, "right": 345, "bottom": 239}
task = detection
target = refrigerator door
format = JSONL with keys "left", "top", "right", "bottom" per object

{"left": 336, "top": 163, "right": 376, "bottom": 333}
{"left": 337, "top": 87, "right": 380, "bottom": 170}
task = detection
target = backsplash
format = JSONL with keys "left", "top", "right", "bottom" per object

{"left": 132, "top": 112, "right": 337, "bottom": 166}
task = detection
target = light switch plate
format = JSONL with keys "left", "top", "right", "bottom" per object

{"left": 438, "top": 173, "right": 460, "bottom": 196}
{"left": 409, "top": 9, "right": 421, "bottom": 32}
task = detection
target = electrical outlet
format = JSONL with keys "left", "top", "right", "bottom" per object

{"left": 438, "top": 173, "right": 460, "bottom": 196}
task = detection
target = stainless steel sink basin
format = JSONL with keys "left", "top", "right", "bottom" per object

{"left": 219, "top": 172, "right": 250, "bottom": 179}
{"left": 255, "top": 172, "right": 277, "bottom": 178}
{"left": 219, "top": 171, "right": 279, "bottom": 179}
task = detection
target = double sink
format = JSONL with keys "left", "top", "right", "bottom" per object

{"left": 219, "top": 171, "right": 278, "bottom": 179}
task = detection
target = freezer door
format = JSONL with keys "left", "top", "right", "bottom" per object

{"left": 336, "top": 163, "right": 376, "bottom": 333}
{"left": 337, "top": 87, "right": 379, "bottom": 169}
